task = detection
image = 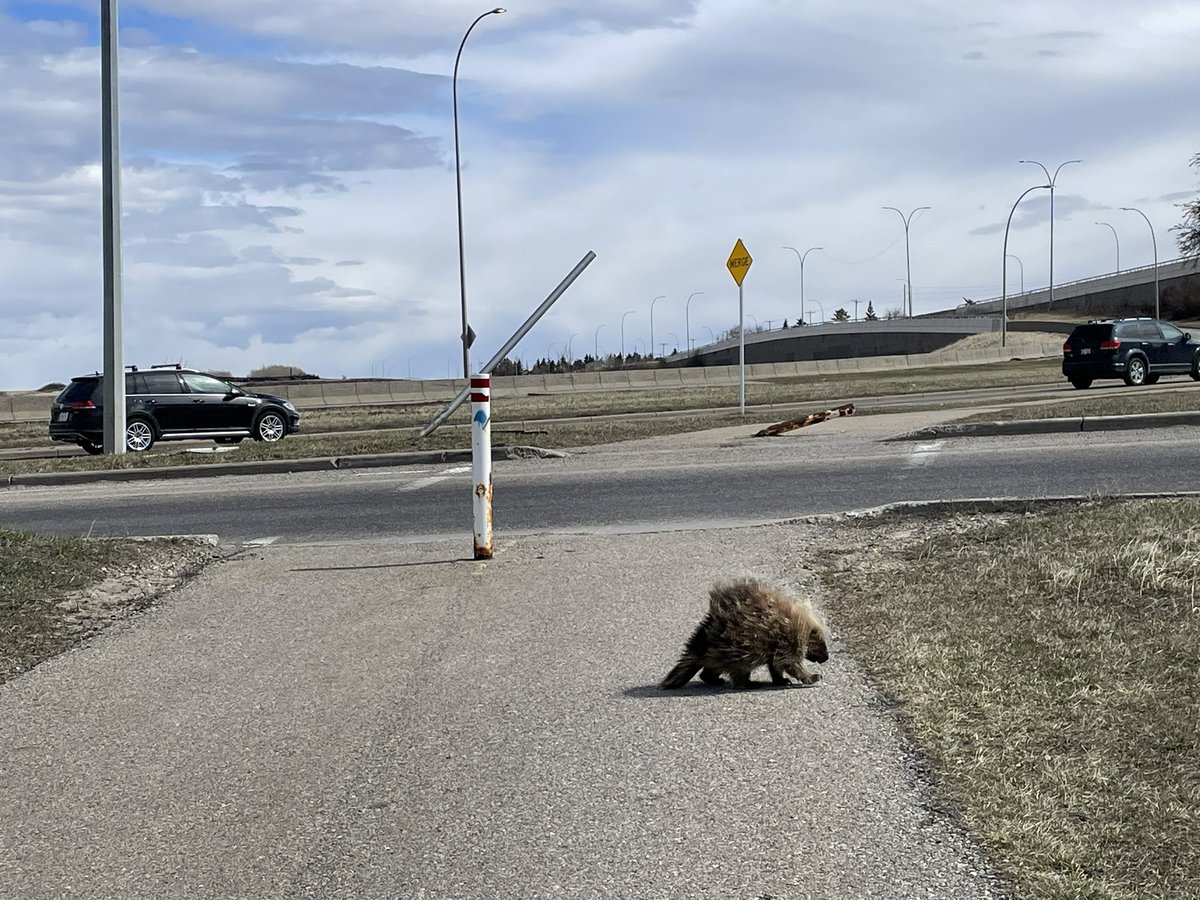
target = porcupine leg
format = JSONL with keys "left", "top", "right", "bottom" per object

{"left": 699, "top": 667, "right": 724, "bottom": 685}
{"left": 728, "top": 667, "right": 754, "bottom": 689}
{"left": 767, "top": 662, "right": 789, "bottom": 686}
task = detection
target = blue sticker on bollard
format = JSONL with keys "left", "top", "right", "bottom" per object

{"left": 473, "top": 410, "right": 489, "bottom": 428}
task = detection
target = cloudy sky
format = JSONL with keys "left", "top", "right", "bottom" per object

{"left": 0, "top": 0, "right": 1196, "bottom": 389}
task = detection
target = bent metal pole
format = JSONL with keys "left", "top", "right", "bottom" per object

{"left": 470, "top": 374, "right": 493, "bottom": 559}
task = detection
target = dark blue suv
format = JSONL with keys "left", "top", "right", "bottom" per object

{"left": 49, "top": 365, "right": 300, "bottom": 454}
{"left": 1061, "top": 318, "right": 1200, "bottom": 389}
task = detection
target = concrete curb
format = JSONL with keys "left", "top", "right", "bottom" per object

{"left": 2, "top": 445, "right": 566, "bottom": 488}
{"left": 888, "top": 410, "right": 1200, "bottom": 441}
{"left": 794, "top": 491, "right": 1200, "bottom": 523}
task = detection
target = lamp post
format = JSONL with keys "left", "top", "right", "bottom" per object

{"left": 807, "top": 299, "right": 825, "bottom": 324}
{"left": 882, "top": 207, "right": 929, "bottom": 318}
{"left": 703, "top": 326, "right": 716, "bottom": 343}
{"left": 101, "top": 0, "right": 126, "bottom": 455}
{"left": 1095, "top": 221, "right": 1120, "bottom": 273}
{"left": 1120, "top": 207, "right": 1159, "bottom": 318}
{"left": 453, "top": 7, "right": 506, "bottom": 378}
{"left": 650, "top": 294, "right": 665, "bottom": 358}
{"left": 1003, "top": 184, "right": 1053, "bottom": 347}
{"left": 782, "top": 246, "right": 822, "bottom": 322}
{"left": 746, "top": 314, "right": 759, "bottom": 331}
{"left": 1019, "top": 159, "right": 1081, "bottom": 310}
{"left": 594, "top": 323, "right": 605, "bottom": 360}
{"left": 685, "top": 291, "right": 704, "bottom": 358}
{"left": 566, "top": 332, "right": 579, "bottom": 363}
{"left": 1005, "top": 254, "right": 1024, "bottom": 295}
{"left": 620, "top": 309, "right": 635, "bottom": 361}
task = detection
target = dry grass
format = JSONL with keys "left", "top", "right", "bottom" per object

{"left": 813, "top": 500, "right": 1200, "bottom": 899}
{"left": 960, "top": 386, "right": 1200, "bottom": 422}
{"left": 0, "top": 529, "right": 144, "bottom": 681}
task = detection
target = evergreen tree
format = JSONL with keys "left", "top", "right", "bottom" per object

{"left": 864, "top": 302, "right": 878, "bottom": 321}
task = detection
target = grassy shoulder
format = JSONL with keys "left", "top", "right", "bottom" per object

{"left": 811, "top": 499, "right": 1200, "bottom": 900}
{"left": 0, "top": 530, "right": 218, "bottom": 682}
{"left": 958, "top": 383, "right": 1200, "bottom": 422}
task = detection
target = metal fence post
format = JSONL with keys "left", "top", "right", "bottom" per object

{"left": 470, "top": 374, "right": 493, "bottom": 559}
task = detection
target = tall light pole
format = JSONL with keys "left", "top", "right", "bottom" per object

{"left": 685, "top": 291, "right": 704, "bottom": 358}
{"left": 453, "top": 7, "right": 506, "bottom": 378}
{"left": 101, "top": 0, "right": 126, "bottom": 455}
{"left": 883, "top": 207, "right": 929, "bottom": 318}
{"left": 620, "top": 309, "right": 635, "bottom": 361}
{"left": 1095, "top": 221, "right": 1120, "bottom": 273}
{"left": 594, "top": 323, "right": 605, "bottom": 360}
{"left": 782, "top": 246, "right": 822, "bottom": 322}
{"left": 566, "top": 332, "right": 579, "bottom": 363}
{"left": 1019, "top": 158, "right": 1081, "bottom": 310}
{"left": 807, "top": 299, "right": 825, "bottom": 324}
{"left": 650, "top": 295, "right": 665, "bottom": 358}
{"left": 1003, "top": 184, "right": 1052, "bottom": 347}
{"left": 1005, "top": 254, "right": 1024, "bottom": 295}
{"left": 1120, "top": 207, "right": 1159, "bottom": 318}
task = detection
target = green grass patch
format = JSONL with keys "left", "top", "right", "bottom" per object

{"left": 813, "top": 499, "right": 1200, "bottom": 899}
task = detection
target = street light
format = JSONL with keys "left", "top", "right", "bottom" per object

{"left": 807, "top": 299, "right": 825, "bottom": 324}
{"left": 1095, "top": 221, "right": 1120, "bottom": 273}
{"left": 782, "top": 246, "right": 822, "bottom": 321}
{"left": 620, "top": 310, "right": 635, "bottom": 361}
{"left": 882, "top": 207, "right": 930, "bottom": 317}
{"left": 1005, "top": 254, "right": 1024, "bottom": 295}
{"left": 650, "top": 294, "right": 666, "bottom": 358}
{"left": 566, "top": 331, "right": 579, "bottom": 362}
{"left": 453, "top": 7, "right": 506, "bottom": 378}
{"left": 1019, "top": 158, "right": 1081, "bottom": 310}
{"left": 594, "top": 323, "right": 605, "bottom": 360}
{"left": 1003, "top": 184, "right": 1053, "bottom": 347}
{"left": 703, "top": 326, "right": 716, "bottom": 343}
{"left": 685, "top": 291, "right": 704, "bottom": 358}
{"left": 1120, "top": 207, "right": 1159, "bottom": 318}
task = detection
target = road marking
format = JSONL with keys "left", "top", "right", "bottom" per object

{"left": 245, "top": 536, "right": 280, "bottom": 546}
{"left": 395, "top": 465, "right": 472, "bottom": 493}
{"left": 907, "top": 441, "right": 944, "bottom": 467}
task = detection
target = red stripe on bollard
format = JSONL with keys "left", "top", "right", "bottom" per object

{"left": 470, "top": 393, "right": 488, "bottom": 402}
{"left": 470, "top": 377, "right": 490, "bottom": 388}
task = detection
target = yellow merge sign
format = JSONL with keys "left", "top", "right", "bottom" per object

{"left": 726, "top": 238, "right": 752, "bottom": 286}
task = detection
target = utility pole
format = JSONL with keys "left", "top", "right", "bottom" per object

{"left": 101, "top": 0, "right": 126, "bottom": 455}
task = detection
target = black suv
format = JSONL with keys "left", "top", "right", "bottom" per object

{"left": 49, "top": 365, "right": 301, "bottom": 454}
{"left": 1061, "top": 318, "right": 1200, "bottom": 389}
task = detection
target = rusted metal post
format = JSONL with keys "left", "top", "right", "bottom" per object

{"left": 470, "top": 374, "right": 493, "bottom": 559}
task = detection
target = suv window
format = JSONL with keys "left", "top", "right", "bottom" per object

{"left": 1069, "top": 324, "right": 1113, "bottom": 343}
{"left": 1160, "top": 323, "right": 1184, "bottom": 341}
{"left": 181, "top": 373, "right": 234, "bottom": 394}
{"left": 57, "top": 378, "right": 101, "bottom": 404}
{"left": 1117, "top": 321, "right": 1160, "bottom": 340}
{"left": 137, "top": 371, "right": 185, "bottom": 394}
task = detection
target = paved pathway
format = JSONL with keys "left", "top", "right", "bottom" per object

{"left": 0, "top": 524, "right": 1007, "bottom": 899}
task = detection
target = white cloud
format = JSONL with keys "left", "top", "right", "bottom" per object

{"left": 0, "top": 0, "right": 1197, "bottom": 387}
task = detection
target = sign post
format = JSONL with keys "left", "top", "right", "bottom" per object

{"left": 726, "top": 238, "right": 752, "bottom": 414}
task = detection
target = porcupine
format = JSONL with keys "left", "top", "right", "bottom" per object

{"left": 661, "top": 578, "right": 829, "bottom": 689}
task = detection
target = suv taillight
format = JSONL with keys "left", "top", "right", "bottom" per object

{"left": 1062, "top": 341, "right": 1072, "bottom": 353}
{"left": 68, "top": 401, "right": 96, "bottom": 409}
{"left": 1100, "top": 339, "right": 1121, "bottom": 350}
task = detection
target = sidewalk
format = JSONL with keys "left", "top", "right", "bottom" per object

{"left": 0, "top": 526, "right": 1007, "bottom": 899}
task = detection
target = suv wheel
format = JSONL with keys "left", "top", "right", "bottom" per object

{"left": 1069, "top": 377, "right": 1093, "bottom": 390}
{"left": 1123, "top": 356, "right": 1148, "bottom": 387}
{"left": 253, "top": 410, "right": 286, "bottom": 443}
{"left": 126, "top": 417, "right": 156, "bottom": 452}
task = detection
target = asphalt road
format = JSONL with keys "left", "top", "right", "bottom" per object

{"left": 2, "top": 412, "right": 1198, "bottom": 544}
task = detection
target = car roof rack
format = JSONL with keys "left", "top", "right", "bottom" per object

{"left": 150, "top": 363, "right": 185, "bottom": 370}
{"left": 124, "top": 364, "right": 139, "bottom": 371}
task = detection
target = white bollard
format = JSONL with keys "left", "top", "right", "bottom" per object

{"left": 470, "top": 374, "right": 493, "bottom": 559}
